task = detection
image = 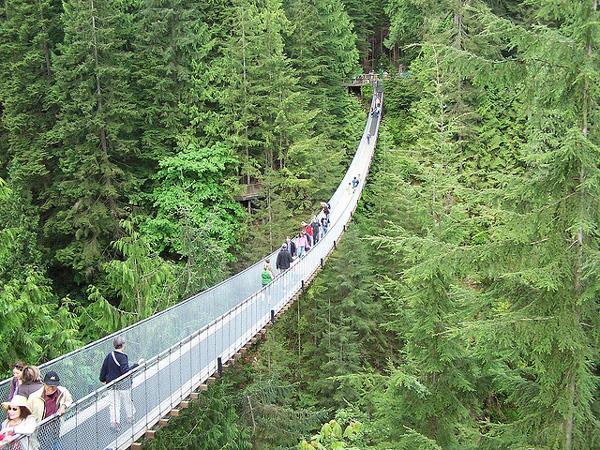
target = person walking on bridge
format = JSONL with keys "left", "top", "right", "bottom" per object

{"left": 302, "top": 221, "right": 313, "bottom": 247}
{"left": 311, "top": 217, "right": 320, "bottom": 244}
{"left": 99, "top": 337, "right": 144, "bottom": 432}
{"left": 351, "top": 175, "right": 360, "bottom": 193}
{"left": 262, "top": 260, "right": 274, "bottom": 287}
{"left": 296, "top": 231, "right": 307, "bottom": 258}
{"left": 286, "top": 237, "right": 296, "bottom": 258}
{"left": 275, "top": 243, "right": 293, "bottom": 273}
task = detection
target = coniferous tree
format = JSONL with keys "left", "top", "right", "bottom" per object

{"left": 0, "top": 0, "right": 60, "bottom": 193}
{"left": 132, "top": 0, "right": 211, "bottom": 166}
{"left": 469, "top": 2, "right": 600, "bottom": 448}
{"left": 367, "top": 47, "right": 480, "bottom": 448}
{"left": 284, "top": 0, "right": 363, "bottom": 160}
{"left": 45, "top": 0, "right": 138, "bottom": 278}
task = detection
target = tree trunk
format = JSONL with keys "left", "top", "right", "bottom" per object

{"left": 564, "top": 3, "right": 596, "bottom": 448}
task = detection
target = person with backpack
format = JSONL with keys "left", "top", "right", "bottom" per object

{"left": 286, "top": 237, "right": 296, "bottom": 258}
{"left": 99, "top": 337, "right": 144, "bottom": 432}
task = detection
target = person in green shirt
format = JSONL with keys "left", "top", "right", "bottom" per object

{"left": 261, "top": 260, "right": 274, "bottom": 286}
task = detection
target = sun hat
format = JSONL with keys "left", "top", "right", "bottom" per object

{"left": 1, "top": 395, "right": 32, "bottom": 415}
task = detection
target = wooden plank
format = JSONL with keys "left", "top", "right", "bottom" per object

{"left": 181, "top": 401, "right": 190, "bottom": 408}
{"left": 170, "top": 409, "right": 180, "bottom": 417}
{"left": 131, "top": 443, "right": 143, "bottom": 450}
{"left": 145, "top": 430, "right": 156, "bottom": 440}
{"left": 159, "top": 418, "right": 169, "bottom": 428}
{"left": 199, "top": 384, "right": 208, "bottom": 392}
{"left": 190, "top": 392, "right": 199, "bottom": 400}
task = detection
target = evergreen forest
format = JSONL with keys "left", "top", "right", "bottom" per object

{"left": 0, "top": 0, "right": 598, "bottom": 449}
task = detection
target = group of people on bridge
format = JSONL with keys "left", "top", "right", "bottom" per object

{"left": 2, "top": 336, "right": 143, "bottom": 449}
{"left": 261, "top": 174, "right": 361, "bottom": 285}
{"left": 2, "top": 171, "right": 366, "bottom": 449}
{"left": 260, "top": 200, "right": 332, "bottom": 285}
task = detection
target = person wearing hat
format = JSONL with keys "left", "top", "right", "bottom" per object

{"left": 29, "top": 371, "right": 73, "bottom": 421}
{"left": 99, "top": 336, "right": 144, "bottom": 431}
{"left": 29, "top": 372, "right": 72, "bottom": 450}
{"left": 0, "top": 395, "right": 37, "bottom": 449}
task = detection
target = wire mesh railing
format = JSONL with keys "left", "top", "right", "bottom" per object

{"left": 2, "top": 83, "right": 382, "bottom": 450}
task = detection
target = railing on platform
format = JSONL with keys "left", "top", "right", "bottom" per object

{"left": 3, "top": 83, "right": 383, "bottom": 450}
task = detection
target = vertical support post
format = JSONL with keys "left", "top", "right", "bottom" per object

{"left": 301, "top": 280, "right": 305, "bottom": 292}
{"left": 333, "top": 240, "right": 337, "bottom": 249}
{"left": 94, "top": 392, "right": 98, "bottom": 449}
{"left": 144, "top": 359, "right": 148, "bottom": 431}
{"left": 270, "top": 309, "right": 275, "bottom": 323}
{"left": 217, "top": 357, "right": 223, "bottom": 377}
{"left": 168, "top": 348, "right": 173, "bottom": 408}
{"left": 320, "top": 257, "right": 324, "bottom": 268}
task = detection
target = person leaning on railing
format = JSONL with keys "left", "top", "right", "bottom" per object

{"left": 29, "top": 371, "right": 73, "bottom": 450}
{"left": 0, "top": 395, "right": 37, "bottom": 450}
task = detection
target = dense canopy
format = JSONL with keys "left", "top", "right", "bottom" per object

{"left": 0, "top": 1, "right": 597, "bottom": 449}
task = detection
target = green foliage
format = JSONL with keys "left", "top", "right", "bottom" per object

{"left": 144, "top": 141, "right": 244, "bottom": 260}
{"left": 144, "top": 381, "right": 252, "bottom": 450}
{"left": 45, "top": 0, "right": 139, "bottom": 278}
{"left": 82, "top": 219, "right": 177, "bottom": 336}
{"left": 0, "top": 0, "right": 59, "bottom": 190}
{"left": 0, "top": 268, "right": 80, "bottom": 367}
{"left": 299, "top": 419, "right": 369, "bottom": 450}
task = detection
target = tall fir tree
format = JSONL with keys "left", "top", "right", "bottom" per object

{"left": 470, "top": 1, "right": 599, "bottom": 448}
{"left": 45, "top": 0, "right": 138, "bottom": 280}
{"left": 0, "top": 0, "right": 61, "bottom": 193}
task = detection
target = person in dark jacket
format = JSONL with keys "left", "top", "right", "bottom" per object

{"left": 275, "top": 244, "right": 293, "bottom": 273}
{"left": 99, "top": 336, "right": 144, "bottom": 431}
{"left": 320, "top": 216, "right": 329, "bottom": 236}
{"left": 286, "top": 237, "right": 296, "bottom": 258}
{"left": 320, "top": 202, "right": 331, "bottom": 223}
{"left": 311, "top": 218, "right": 320, "bottom": 244}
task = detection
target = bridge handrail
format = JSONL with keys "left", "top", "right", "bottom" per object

{"left": 6, "top": 84, "right": 383, "bottom": 450}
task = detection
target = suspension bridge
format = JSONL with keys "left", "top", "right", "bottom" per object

{"left": 2, "top": 82, "right": 383, "bottom": 450}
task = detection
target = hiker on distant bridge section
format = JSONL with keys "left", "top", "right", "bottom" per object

{"left": 351, "top": 175, "right": 360, "bottom": 193}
